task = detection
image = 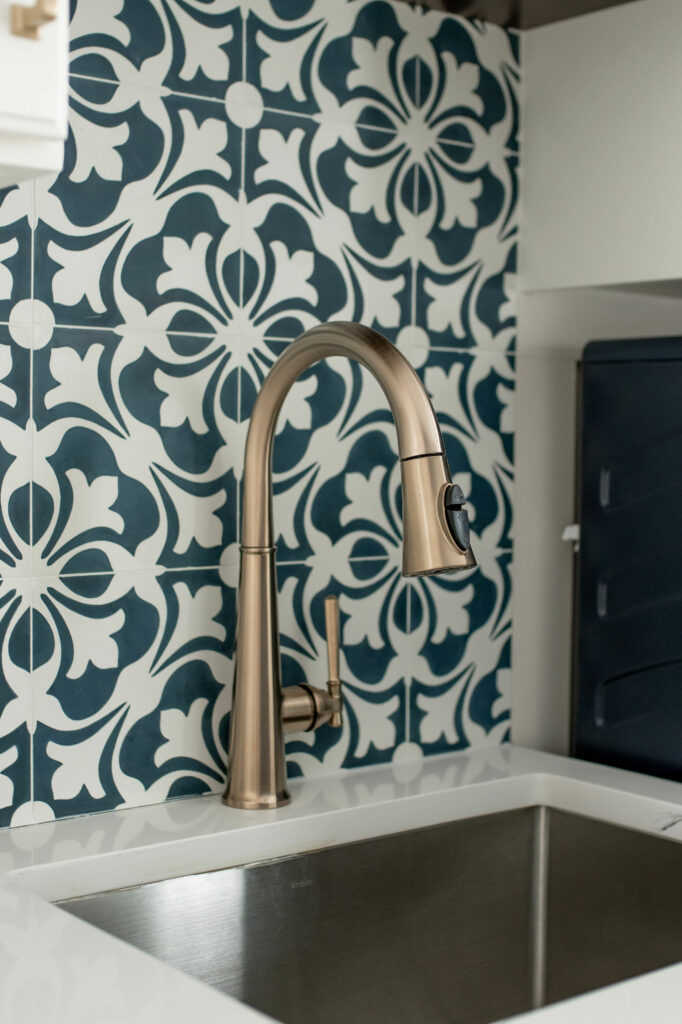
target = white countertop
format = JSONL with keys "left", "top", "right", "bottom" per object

{"left": 2, "top": 744, "right": 682, "bottom": 1023}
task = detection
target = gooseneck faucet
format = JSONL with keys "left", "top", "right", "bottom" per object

{"left": 223, "top": 322, "right": 476, "bottom": 810}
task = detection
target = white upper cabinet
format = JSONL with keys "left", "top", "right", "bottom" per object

{"left": 0, "top": 0, "right": 68, "bottom": 186}
{"left": 521, "top": 0, "right": 682, "bottom": 292}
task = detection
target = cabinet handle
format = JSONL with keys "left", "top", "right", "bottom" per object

{"left": 11, "top": 0, "right": 58, "bottom": 40}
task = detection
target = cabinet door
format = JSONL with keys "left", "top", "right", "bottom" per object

{"left": 522, "top": 0, "right": 682, "bottom": 291}
{"left": 574, "top": 341, "right": 682, "bottom": 781}
{"left": 0, "top": 0, "right": 68, "bottom": 183}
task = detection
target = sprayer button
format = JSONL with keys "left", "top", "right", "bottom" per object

{"left": 444, "top": 484, "right": 471, "bottom": 552}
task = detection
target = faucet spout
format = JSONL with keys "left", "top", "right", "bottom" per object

{"left": 223, "top": 322, "right": 476, "bottom": 810}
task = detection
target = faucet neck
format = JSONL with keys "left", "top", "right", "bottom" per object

{"left": 240, "top": 322, "right": 445, "bottom": 549}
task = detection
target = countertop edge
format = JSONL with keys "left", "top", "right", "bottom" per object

{"left": 1, "top": 744, "right": 682, "bottom": 1023}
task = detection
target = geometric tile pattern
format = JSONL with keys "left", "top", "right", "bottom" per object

{"left": 0, "top": 0, "right": 518, "bottom": 824}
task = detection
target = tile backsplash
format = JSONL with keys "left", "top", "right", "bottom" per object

{"left": 0, "top": 0, "right": 517, "bottom": 825}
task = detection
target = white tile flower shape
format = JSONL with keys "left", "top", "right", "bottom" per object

{"left": 31, "top": 568, "right": 235, "bottom": 819}
{"left": 69, "top": 0, "right": 243, "bottom": 100}
{"left": 244, "top": 1, "right": 518, "bottom": 349}
{"left": 0, "top": 330, "right": 30, "bottom": 581}
{"left": 247, "top": 0, "right": 518, "bottom": 145}
{"left": 248, "top": 3, "right": 517, "bottom": 233}
{"left": 32, "top": 326, "right": 239, "bottom": 573}
{"left": 0, "top": 580, "right": 31, "bottom": 825}
{"left": 242, "top": 111, "right": 412, "bottom": 344}
{"left": 0, "top": 185, "right": 31, "bottom": 322}
{"left": 36, "top": 78, "right": 241, "bottom": 332}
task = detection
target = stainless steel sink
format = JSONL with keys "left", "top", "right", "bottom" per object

{"left": 57, "top": 808, "right": 682, "bottom": 1024}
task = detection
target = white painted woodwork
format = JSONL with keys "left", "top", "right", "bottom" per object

{"left": 0, "top": 0, "right": 68, "bottom": 184}
{"left": 521, "top": 0, "right": 682, "bottom": 291}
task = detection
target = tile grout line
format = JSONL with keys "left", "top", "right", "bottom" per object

{"left": 0, "top": 311, "right": 519, "bottom": 355}
{"left": 3, "top": 544, "right": 513, "bottom": 582}
{"left": 66, "top": 74, "right": 519, "bottom": 158}
{"left": 29, "top": 175, "right": 35, "bottom": 824}
{"left": 406, "top": 674, "right": 411, "bottom": 747}
{"left": 410, "top": 56, "right": 421, "bottom": 332}
{"left": 0, "top": 317, "right": 517, "bottom": 359}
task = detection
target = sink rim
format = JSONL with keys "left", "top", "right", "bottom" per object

{"left": 8, "top": 745, "right": 682, "bottom": 906}
{"left": 2, "top": 746, "right": 682, "bottom": 1024}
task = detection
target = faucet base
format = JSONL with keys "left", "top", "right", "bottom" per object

{"left": 222, "top": 790, "right": 291, "bottom": 811}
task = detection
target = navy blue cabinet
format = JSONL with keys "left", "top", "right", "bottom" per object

{"left": 573, "top": 338, "right": 682, "bottom": 781}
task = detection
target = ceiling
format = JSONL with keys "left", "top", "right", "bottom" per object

{"left": 408, "top": 0, "right": 637, "bottom": 29}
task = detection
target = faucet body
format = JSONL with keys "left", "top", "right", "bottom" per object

{"left": 223, "top": 322, "right": 476, "bottom": 810}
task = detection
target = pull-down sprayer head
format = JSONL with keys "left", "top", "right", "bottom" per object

{"left": 400, "top": 452, "right": 476, "bottom": 576}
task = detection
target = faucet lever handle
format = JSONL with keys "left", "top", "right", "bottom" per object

{"left": 324, "top": 595, "right": 343, "bottom": 728}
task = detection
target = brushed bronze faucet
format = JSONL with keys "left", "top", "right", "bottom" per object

{"left": 223, "top": 322, "right": 476, "bottom": 810}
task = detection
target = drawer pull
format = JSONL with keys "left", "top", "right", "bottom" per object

{"left": 11, "top": 0, "right": 58, "bottom": 40}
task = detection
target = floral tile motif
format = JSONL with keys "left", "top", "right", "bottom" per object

{"left": 246, "top": 1, "right": 519, "bottom": 153}
{"left": 69, "top": 0, "right": 243, "bottom": 100}
{"left": 415, "top": 245, "right": 517, "bottom": 352}
{"left": 32, "top": 326, "right": 240, "bottom": 573}
{"left": 241, "top": 110, "right": 412, "bottom": 343}
{"left": 419, "top": 9, "right": 520, "bottom": 153}
{"left": 0, "top": 579, "right": 31, "bottom": 827}
{"left": 0, "top": 185, "right": 32, "bottom": 326}
{"left": 268, "top": 346, "right": 513, "bottom": 563}
{"left": 419, "top": 347, "right": 514, "bottom": 550}
{"left": 411, "top": 556, "right": 512, "bottom": 754}
{"left": 0, "top": 328, "right": 30, "bottom": 579}
{"left": 0, "top": 0, "right": 519, "bottom": 826}
{"left": 279, "top": 548, "right": 511, "bottom": 775}
{"left": 246, "top": 0, "right": 408, "bottom": 121}
{"left": 35, "top": 78, "right": 242, "bottom": 331}
{"left": 32, "top": 567, "right": 236, "bottom": 820}
{"left": 414, "top": 150, "right": 517, "bottom": 350}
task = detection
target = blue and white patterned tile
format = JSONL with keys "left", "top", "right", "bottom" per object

{"left": 414, "top": 149, "right": 517, "bottom": 351}
{"left": 267, "top": 343, "right": 513, "bottom": 774}
{"left": 278, "top": 545, "right": 511, "bottom": 775}
{"left": 31, "top": 567, "right": 235, "bottom": 821}
{"left": 35, "top": 78, "right": 242, "bottom": 332}
{"left": 241, "top": 114, "right": 351, "bottom": 338}
{"left": 0, "top": 0, "right": 520, "bottom": 825}
{"left": 411, "top": 553, "right": 512, "bottom": 755}
{"left": 246, "top": 0, "right": 416, "bottom": 123}
{"left": 278, "top": 557, "right": 406, "bottom": 776}
{"left": 245, "top": 2, "right": 519, "bottom": 151}
{"left": 0, "top": 327, "right": 31, "bottom": 579}
{"left": 0, "top": 184, "right": 32, "bottom": 327}
{"left": 69, "top": 0, "right": 243, "bottom": 101}
{"left": 241, "top": 110, "right": 411, "bottom": 344}
{"left": 32, "top": 326, "right": 240, "bottom": 573}
{"left": 267, "top": 344, "right": 513, "bottom": 564}
{"left": 0, "top": 578, "right": 31, "bottom": 827}
{"left": 418, "top": 8, "right": 520, "bottom": 154}
{"left": 417, "top": 346, "right": 514, "bottom": 551}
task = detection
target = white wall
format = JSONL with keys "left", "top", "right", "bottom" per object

{"left": 513, "top": 287, "right": 682, "bottom": 753}
{"left": 522, "top": 0, "right": 682, "bottom": 291}
{"left": 515, "top": 0, "right": 682, "bottom": 751}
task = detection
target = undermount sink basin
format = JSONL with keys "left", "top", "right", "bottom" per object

{"left": 57, "top": 807, "right": 682, "bottom": 1024}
